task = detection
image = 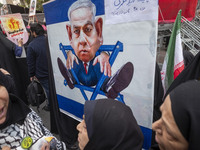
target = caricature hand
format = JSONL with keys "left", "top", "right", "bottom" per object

{"left": 93, "top": 51, "right": 111, "bottom": 77}
{"left": 66, "top": 50, "right": 79, "bottom": 69}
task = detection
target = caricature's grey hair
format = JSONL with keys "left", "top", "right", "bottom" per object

{"left": 68, "top": 0, "right": 96, "bottom": 23}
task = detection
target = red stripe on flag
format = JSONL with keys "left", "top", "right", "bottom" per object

{"left": 174, "top": 61, "right": 184, "bottom": 79}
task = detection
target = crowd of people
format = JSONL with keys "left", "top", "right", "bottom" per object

{"left": 1, "top": 0, "right": 200, "bottom": 149}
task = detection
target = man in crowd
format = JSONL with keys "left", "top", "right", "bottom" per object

{"left": 27, "top": 23, "right": 50, "bottom": 111}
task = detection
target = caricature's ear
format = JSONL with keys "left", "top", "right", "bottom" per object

{"left": 66, "top": 24, "right": 72, "bottom": 41}
{"left": 95, "top": 17, "right": 103, "bottom": 42}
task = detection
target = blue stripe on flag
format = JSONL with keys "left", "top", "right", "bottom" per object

{"left": 57, "top": 94, "right": 84, "bottom": 118}
{"left": 43, "top": 0, "right": 105, "bottom": 25}
{"left": 140, "top": 126, "right": 152, "bottom": 149}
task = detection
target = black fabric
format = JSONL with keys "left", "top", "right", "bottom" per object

{"left": 164, "top": 51, "right": 200, "bottom": 100}
{"left": 16, "top": 58, "right": 30, "bottom": 105}
{"left": 0, "top": 93, "right": 31, "bottom": 130}
{"left": 183, "top": 49, "right": 194, "bottom": 67}
{"left": 0, "top": 71, "right": 16, "bottom": 94}
{"left": 24, "top": 34, "right": 34, "bottom": 54}
{"left": 26, "top": 79, "right": 46, "bottom": 110}
{"left": 46, "top": 36, "right": 79, "bottom": 147}
{"left": 0, "top": 32, "right": 28, "bottom": 104}
{"left": 16, "top": 58, "right": 30, "bottom": 85}
{"left": 151, "top": 63, "right": 164, "bottom": 148}
{"left": 84, "top": 100, "right": 97, "bottom": 138}
{"left": 170, "top": 80, "right": 200, "bottom": 149}
{"left": 149, "top": 145, "right": 160, "bottom": 150}
{"left": 84, "top": 99, "right": 144, "bottom": 150}
{"left": 153, "top": 63, "right": 164, "bottom": 122}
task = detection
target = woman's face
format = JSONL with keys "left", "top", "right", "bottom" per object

{"left": 77, "top": 115, "right": 89, "bottom": 150}
{"left": 152, "top": 96, "right": 188, "bottom": 150}
{"left": 0, "top": 86, "right": 9, "bottom": 124}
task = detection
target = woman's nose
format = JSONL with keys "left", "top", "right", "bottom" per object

{"left": 77, "top": 120, "right": 83, "bottom": 131}
{"left": 152, "top": 119, "right": 162, "bottom": 133}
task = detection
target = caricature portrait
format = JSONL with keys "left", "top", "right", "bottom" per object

{"left": 57, "top": 0, "right": 134, "bottom": 99}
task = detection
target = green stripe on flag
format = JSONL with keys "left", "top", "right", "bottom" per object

{"left": 164, "top": 10, "right": 182, "bottom": 90}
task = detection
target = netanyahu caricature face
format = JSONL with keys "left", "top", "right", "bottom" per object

{"left": 66, "top": 0, "right": 103, "bottom": 63}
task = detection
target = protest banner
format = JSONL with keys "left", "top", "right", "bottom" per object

{"left": 0, "top": 13, "right": 28, "bottom": 45}
{"left": 29, "top": 0, "right": 37, "bottom": 17}
{"left": 44, "top": 0, "right": 158, "bottom": 148}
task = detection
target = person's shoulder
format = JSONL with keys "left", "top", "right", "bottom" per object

{"left": 26, "top": 109, "right": 43, "bottom": 123}
{"left": 34, "top": 35, "right": 46, "bottom": 43}
{"left": 37, "top": 35, "right": 46, "bottom": 39}
{"left": 28, "top": 39, "right": 36, "bottom": 47}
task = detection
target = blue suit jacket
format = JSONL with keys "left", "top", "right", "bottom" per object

{"left": 73, "top": 58, "right": 103, "bottom": 86}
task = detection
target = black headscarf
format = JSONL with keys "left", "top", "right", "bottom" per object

{"left": 0, "top": 70, "right": 16, "bottom": 94}
{"left": 170, "top": 80, "right": 200, "bottom": 149}
{"left": 0, "top": 72, "right": 31, "bottom": 129}
{"left": 84, "top": 99, "right": 144, "bottom": 150}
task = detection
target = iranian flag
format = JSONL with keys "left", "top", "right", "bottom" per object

{"left": 161, "top": 10, "right": 184, "bottom": 93}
